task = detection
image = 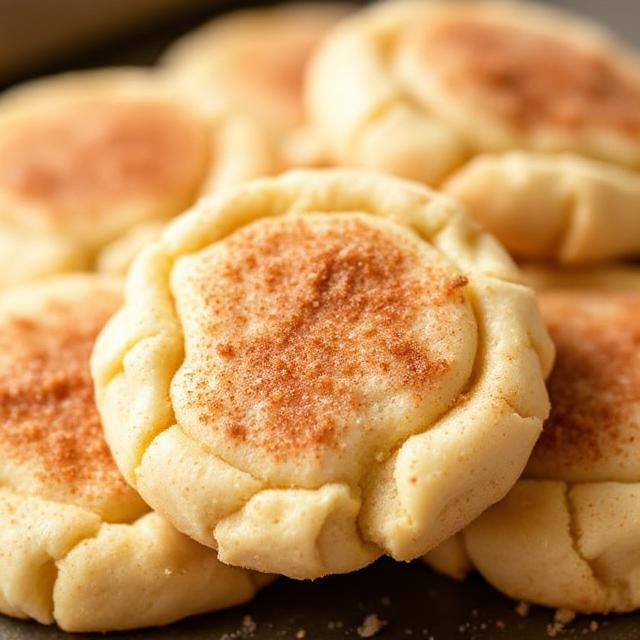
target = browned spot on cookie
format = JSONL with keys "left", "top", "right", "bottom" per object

{"left": 528, "top": 291, "right": 640, "bottom": 478}
{"left": 418, "top": 18, "right": 640, "bottom": 134}
{"left": 0, "top": 99, "right": 208, "bottom": 220}
{"left": 0, "top": 289, "right": 127, "bottom": 499}
{"left": 183, "top": 216, "right": 462, "bottom": 458}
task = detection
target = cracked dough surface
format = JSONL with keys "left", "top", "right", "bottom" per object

{"left": 307, "top": 0, "right": 640, "bottom": 263}
{"left": 428, "top": 283, "right": 640, "bottom": 613}
{"left": 0, "top": 275, "right": 265, "bottom": 632}
{"left": 92, "top": 169, "right": 553, "bottom": 579}
{"left": 162, "top": 3, "right": 351, "bottom": 169}
{"left": 0, "top": 68, "right": 279, "bottom": 288}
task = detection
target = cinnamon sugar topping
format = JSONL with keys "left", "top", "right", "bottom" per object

{"left": 0, "top": 291, "right": 127, "bottom": 498}
{"left": 179, "top": 215, "right": 467, "bottom": 458}
{"left": 0, "top": 99, "right": 206, "bottom": 219}
{"left": 527, "top": 292, "right": 640, "bottom": 479}
{"left": 234, "top": 32, "right": 316, "bottom": 117}
{"left": 227, "top": 11, "right": 342, "bottom": 124}
{"left": 420, "top": 19, "right": 640, "bottom": 133}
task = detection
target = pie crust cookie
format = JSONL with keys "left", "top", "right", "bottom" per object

{"left": 92, "top": 169, "right": 553, "bottom": 579}
{"left": 445, "top": 152, "right": 640, "bottom": 264}
{"left": 0, "top": 275, "right": 266, "bottom": 632}
{"left": 428, "top": 282, "right": 640, "bottom": 613}
{"left": 307, "top": 0, "right": 640, "bottom": 185}
{"left": 162, "top": 3, "right": 351, "bottom": 168}
{"left": 0, "top": 68, "right": 278, "bottom": 288}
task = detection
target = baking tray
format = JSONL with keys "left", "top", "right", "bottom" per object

{"left": 1, "top": 1, "right": 640, "bottom": 638}
{"left": 1, "top": 559, "right": 639, "bottom": 639}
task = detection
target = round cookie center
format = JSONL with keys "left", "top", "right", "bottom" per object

{"left": 227, "top": 27, "right": 321, "bottom": 125}
{"left": 170, "top": 213, "right": 477, "bottom": 487}
{"left": 0, "top": 99, "right": 207, "bottom": 221}
{"left": 0, "top": 292, "right": 129, "bottom": 510}
{"left": 240, "top": 35, "right": 313, "bottom": 103}
{"left": 527, "top": 292, "right": 640, "bottom": 482}
{"left": 410, "top": 18, "right": 640, "bottom": 134}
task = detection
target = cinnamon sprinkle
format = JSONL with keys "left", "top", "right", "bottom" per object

{"left": 0, "top": 99, "right": 207, "bottom": 220}
{"left": 419, "top": 18, "right": 640, "bottom": 134}
{"left": 180, "top": 215, "right": 467, "bottom": 458}
{"left": 0, "top": 291, "right": 127, "bottom": 500}
{"left": 233, "top": 29, "right": 317, "bottom": 117}
{"left": 528, "top": 292, "right": 640, "bottom": 478}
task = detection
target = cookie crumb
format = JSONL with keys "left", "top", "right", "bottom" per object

{"left": 555, "top": 609, "right": 576, "bottom": 625}
{"left": 220, "top": 615, "right": 258, "bottom": 640}
{"left": 357, "top": 614, "right": 387, "bottom": 637}
{"left": 496, "top": 620, "right": 505, "bottom": 630}
{"left": 515, "top": 601, "right": 530, "bottom": 617}
{"left": 296, "top": 630, "right": 306, "bottom": 639}
{"left": 547, "top": 608, "right": 576, "bottom": 637}
{"left": 242, "top": 615, "right": 257, "bottom": 636}
{"left": 589, "top": 620, "right": 599, "bottom": 632}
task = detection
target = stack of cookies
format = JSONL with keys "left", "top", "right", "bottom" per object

{"left": 0, "top": 0, "right": 638, "bottom": 633}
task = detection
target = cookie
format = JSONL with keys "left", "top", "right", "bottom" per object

{"left": 162, "top": 3, "right": 351, "bottom": 168}
{"left": 445, "top": 152, "right": 640, "bottom": 263}
{"left": 308, "top": 0, "right": 640, "bottom": 185}
{"left": 0, "top": 68, "right": 277, "bottom": 287}
{"left": 0, "top": 228, "right": 84, "bottom": 289}
{"left": 0, "top": 275, "right": 266, "bottom": 631}
{"left": 521, "top": 262, "right": 640, "bottom": 292}
{"left": 429, "top": 284, "right": 640, "bottom": 612}
{"left": 421, "top": 533, "right": 472, "bottom": 582}
{"left": 92, "top": 169, "right": 553, "bottom": 579}
{"left": 96, "top": 220, "right": 166, "bottom": 275}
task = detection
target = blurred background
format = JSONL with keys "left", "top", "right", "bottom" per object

{"left": 0, "top": 0, "right": 637, "bottom": 90}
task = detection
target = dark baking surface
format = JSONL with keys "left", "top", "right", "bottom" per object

{"left": 2, "top": 1, "right": 640, "bottom": 638}
{"left": 2, "top": 559, "right": 639, "bottom": 640}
